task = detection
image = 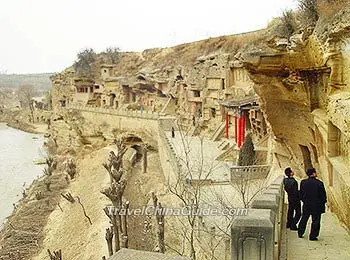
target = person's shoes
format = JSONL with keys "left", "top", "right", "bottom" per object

{"left": 309, "top": 237, "right": 318, "bottom": 241}
{"left": 286, "top": 224, "right": 291, "bottom": 229}
{"left": 290, "top": 226, "right": 298, "bottom": 231}
{"left": 298, "top": 234, "right": 303, "bottom": 238}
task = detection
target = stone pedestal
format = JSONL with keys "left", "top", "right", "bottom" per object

{"left": 251, "top": 183, "right": 283, "bottom": 260}
{"left": 231, "top": 209, "right": 275, "bottom": 260}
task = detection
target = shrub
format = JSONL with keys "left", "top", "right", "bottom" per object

{"left": 238, "top": 133, "right": 256, "bottom": 166}
{"left": 73, "top": 48, "right": 96, "bottom": 75}
{"left": 316, "top": 0, "right": 346, "bottom": 18}
{"left": 276, "top": 10, "right": 298, "bottom": 38}
{"left": 66, "top": 159, "right": 77, "bottom": 179}
{"left": 298, "top": 0, "right": 319, "bottom": 27}
{"left": 104, "top": 47, "right": 121, "bottom": 64}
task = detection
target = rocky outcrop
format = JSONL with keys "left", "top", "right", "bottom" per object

{"left": 49, "top": 7, "right": 350, "bottom": 232}
{"left": 241, "top": 7, "right": 350, "bottom": 231}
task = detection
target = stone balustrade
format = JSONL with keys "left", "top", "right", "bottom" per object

{"left": 67, "top": 103, "right": 160, "bottom": 120}
{"left": 230, "top": 165, "right": 271, "bottom": 182}
{"left": 157, "top": 119, "right": 183, "bottom": 183}
{"left": 231, "top": 176, "right": 285, "bottom": 260}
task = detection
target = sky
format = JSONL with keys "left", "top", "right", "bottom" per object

{"left": 0, "top": 0, "right": 297, "bottom": 74}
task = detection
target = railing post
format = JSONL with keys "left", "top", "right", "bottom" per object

{"left": 231, "top": 209, "right": 274, "bottom": 260}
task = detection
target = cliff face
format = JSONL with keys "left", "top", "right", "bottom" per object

{"left": 242, "top": 7, "right": 350, "bottom": 230}
{"left": 50, "top": 7, "right": 350, "bottom": 231}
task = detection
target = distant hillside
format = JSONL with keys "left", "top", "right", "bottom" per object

{"left": 0, "top": 73, "right": 54, "bottom": 91}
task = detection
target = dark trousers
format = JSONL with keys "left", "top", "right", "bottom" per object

{"left": 287, "top": 200, "right": 301, "bottom": 228}
{"left": 298, "top": 205, "right": 321, "bottom": 239}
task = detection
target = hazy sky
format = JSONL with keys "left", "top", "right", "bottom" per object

{"left": 0, "top": 0, "right": 297, "bottom": 74}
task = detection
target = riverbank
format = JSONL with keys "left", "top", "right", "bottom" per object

{"left": 0, "top": 109, "right": 50, "bottom": 135}
{"left": 31, "top": 142, "right": 165, "bottom": 259}
{"left": 0, "top": 134, "right": 111, "bottom": 259}
{"left": 0, "top": 123, "right": 57, "bottom": 259}
{"left": 0, "top": 111, "right": 168, "bottom": 259}
{"left": 0, "top": 171, "right": 68, "bottom": 259}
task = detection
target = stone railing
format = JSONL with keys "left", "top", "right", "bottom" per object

{"left": 158, "top": 119, "right": 183, "bottom": 182}
{"left": 67, "top": 103, "right": 160, "bottom": 120}
{"left": 231, "top": 176, "right": 285, "bottom": 260}
{"left": 230, "top": 165, "right": 271, "bottom": 182}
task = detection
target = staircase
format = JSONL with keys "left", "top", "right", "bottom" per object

{"left": 188, "top": 124, "right": 201, "bottom": 136}
{"left": 211, "top": 122, "right": 226, "bottom": 141}
{"left": 160, "top": 97, "right": 172, "bottom": 114}
{"left": 216, "top": 145, "right": 238, "bottom": 161}
{"left": 217, "top": 139, "right": 230, "bottom": 150}
{"left": 254, "top": 133, "right": 269, "bottom": 147}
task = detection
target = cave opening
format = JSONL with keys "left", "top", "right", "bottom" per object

{"left": 299, "top": 144, "right": 313, "bottom": 171}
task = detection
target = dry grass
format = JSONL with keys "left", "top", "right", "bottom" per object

{"left": 0, "top": 174, "right": 68, "bottom": 260}
{"left": 297, "top": 0, "right": 347, "bottom": 27}
{"left": 101, "top": 30, "right": 266, "bottom": 78}
{"left": 316, "top": 0, "right": 347, "bottom": 18}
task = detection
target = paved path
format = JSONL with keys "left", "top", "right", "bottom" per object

{"left": 166, "top": 131, "right": 231, "bottom": 181}
{"left": 287, "top": 210, "right": 350, "bottom": 260}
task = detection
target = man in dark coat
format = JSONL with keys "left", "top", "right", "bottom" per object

{"left": 298, "top": 168, "right": 327, "bottom": 241}
{"left": 283, "top": 167, "right": 301, "bottom": 230}
{"left": 171, "top": 126, "right": 175, "bottom": 138}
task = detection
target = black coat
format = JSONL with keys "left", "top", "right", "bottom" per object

{"left": 283, "top": 177, "right": 299, "bottom": 203}
{"left": 300, "top": 177, "right": 327, "bottom": 214}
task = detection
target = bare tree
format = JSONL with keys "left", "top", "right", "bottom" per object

{"left": 231, "top": 170, "right": 267, "bottom": 208}
{"left": 105, "top": 227, "right": 114, "bottom": 256}
{"left": 48, "top": 249, "right": 62, "bottom": 260}
{"left": 101, "top": 139, "right": 128, "bottom": 254}
{"left": 165, "top": 122, "right": 266, "bottom": 259}
{"left": 103, "top": 47, "right": 121, "bottom": 64}
{"left": 167, "top": 122, "right": 218, "bottom": 260}
{"left": 66, "top": 159, "right": 77, "bottom": 179}
{"left": 18, "top": 84, "right": 35, "bottom": 122}
{"left": 152, "top": 192, "right": 165, "bottom": 253}
{"left": 61, "top": 193, "right": 93, "bottom": 224}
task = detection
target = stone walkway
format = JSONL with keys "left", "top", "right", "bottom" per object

{"left": 287, "top": 210, "right": 350, "bottom": 260}
{"left": 166, "top": 131, "right": 231, "bottom": 181}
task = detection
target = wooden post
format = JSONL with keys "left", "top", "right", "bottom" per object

{"left": 225, "top": 113, "right": 229, "bottom": 139}
{"left": 237, "top": 114, "right": 241, "bottom": 148}
{"left": 241, "top": 111, "right": 246, "bottom": 146}
{"left": 234, "top": 115, "right": 238, "bottom": 144}
{"left": 142, "top": 147, "right": 148, "bottom": 174}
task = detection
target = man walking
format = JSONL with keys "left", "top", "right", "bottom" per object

{"left": 298, "top": 168, "right": 327, "bottom": 241}
{"left": 171, "top": 126, "right": 175, "bottom": 138}
{"left": 283, "top": 167, "right": 301, "bottom": 230}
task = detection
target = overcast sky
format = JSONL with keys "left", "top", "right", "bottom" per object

{"left": 0, "top": 0, "right": 297, "bottom": 74}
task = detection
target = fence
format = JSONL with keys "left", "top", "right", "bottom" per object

{"left": 230, "top": 165, "right": 271, "bottom": 182}
{"left": 67, "top": 103, "right": 160, "bottom": 120}
{"left": 231, "top": 175, "right": 285, "bottom": 260}
{"left": 157, "top": 118, "right": 183, "bottom": 184}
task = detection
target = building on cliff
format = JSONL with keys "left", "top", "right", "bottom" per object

{"left": 49, "top": 11, "right": 350, "bottom": 257}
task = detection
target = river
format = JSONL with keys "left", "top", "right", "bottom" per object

{"left": 0, "top": 123, "right": 45, "bottom": 228}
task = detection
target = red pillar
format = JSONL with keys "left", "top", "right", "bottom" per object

{"left": 237, "top": 111, "right": 246, "bottom": 148}
{"left": 234, "top": 116, "right": 238, "bottom": 143}
{"left": 237, "top": 117, "right": 241, "bottom": 148}
{"left": 241, "top": 112, "right": 246, "bottom": 145}
{"left": 225, "top": 113, "right": 229, "bottom": 139}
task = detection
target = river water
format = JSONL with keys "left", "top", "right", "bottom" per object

{"left": 0, "top": 123, "right": 45, "bottom": 228}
